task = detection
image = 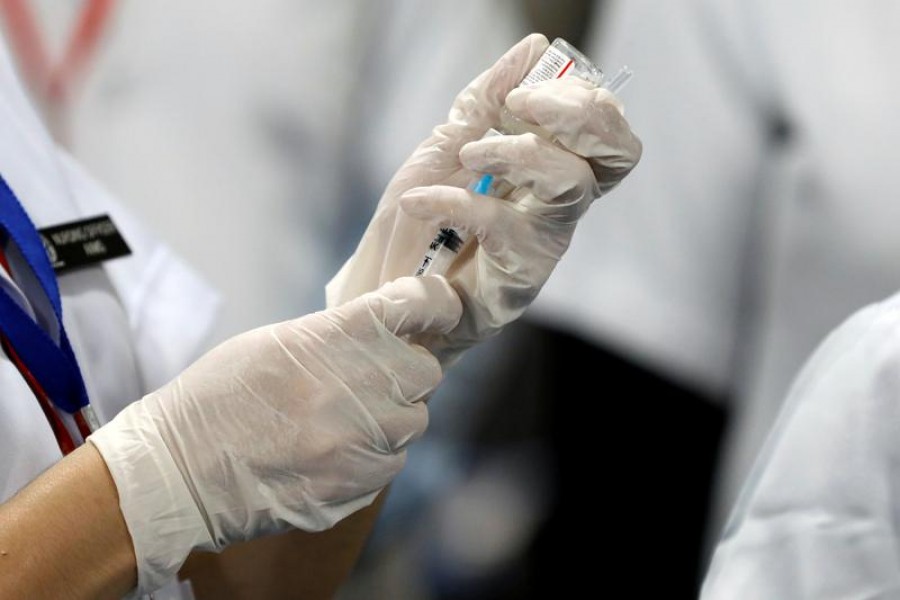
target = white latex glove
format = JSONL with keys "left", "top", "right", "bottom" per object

{"left": 88, "top": 276, "right": 461, "bottom": 597}
{"left": 326, "top": 33, "right": 642, "bottom": 366}
{"left": 701, "top": 292, "right": 900, "bottom": 599}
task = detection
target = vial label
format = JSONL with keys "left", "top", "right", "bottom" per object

{"left": 521, "top": 45, "right": 574, "bottom": 86}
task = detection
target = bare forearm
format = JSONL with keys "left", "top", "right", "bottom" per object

{"left": 182, "top": 489, "right": 388, "bottom": 599}
{"left": 0, "top": 443, "right": 137, "bottom": 599}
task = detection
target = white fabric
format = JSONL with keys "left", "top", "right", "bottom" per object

{"left": 0, "top": 36, "right": 219, "bottom": 600}
{"left": 89, "top": 275, "right": 462, "bottom": 597}
{"left": 531, "top": 0, "right": 900, "bottom": 545}
{"left": 3, "top": 0, "right": 379, "bottom": 345}
{"left": 701, "top": 290, "right": 900, "bottom": 598}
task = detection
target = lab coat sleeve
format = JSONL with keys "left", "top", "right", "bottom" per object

{"left": 701, "top": 295, "right": 900, "bottom": 599}
{"left": 55, "top": 150, "right": 222, "bottom": 393}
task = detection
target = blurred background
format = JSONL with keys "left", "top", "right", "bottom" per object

{"left": 6, "top": 1, "right": 898, "bottom": 599}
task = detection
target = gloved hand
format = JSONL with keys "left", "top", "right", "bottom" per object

{"left": 87, "top": 276, "right": 461, "bottom": 597}
{"left": 326, "top": 33, "right": 642, "bottom": 366}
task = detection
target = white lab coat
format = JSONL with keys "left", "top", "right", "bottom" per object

{"left": 530, "top": 0, "right": 900, "bottom": 547}
{"left": 701, "top": 290, "right": 900, "bottom": 598}
{"left": 0, "top": 40, "right": 219, "bottom": 600}
{"left": 5, "top": 0, "right": 377, "bottom": 344}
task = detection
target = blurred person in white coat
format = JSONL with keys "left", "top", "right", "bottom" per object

{"left": 701, "top": 289, "right": 900, "bottom": 598}
{"left": 522, "top": 0, "right": 900, "bottom": 594}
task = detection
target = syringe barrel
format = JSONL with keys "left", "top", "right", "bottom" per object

{"left": 414, "top": 228, "right": 467, "bottom": 277}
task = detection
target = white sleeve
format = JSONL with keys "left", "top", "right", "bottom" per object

{"left": 701, "top": 294, "right": 900, "bottom": 598}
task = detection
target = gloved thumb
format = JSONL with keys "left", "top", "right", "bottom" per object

{"left": 356, "top": 275, "right": 462, "bottom": 338}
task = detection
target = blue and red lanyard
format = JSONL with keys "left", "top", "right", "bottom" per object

{"left": 0, "top": 173, "right": 96, "bottom": 454}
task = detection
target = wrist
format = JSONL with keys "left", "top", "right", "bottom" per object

{"left": 88, "top": 396, "right": 214, "bottom": 597}
{"left": 0, "top": 443, "right": 136, "bottom": 599}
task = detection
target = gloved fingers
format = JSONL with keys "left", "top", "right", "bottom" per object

{"left": 428, "top": 33, "right": 549, "bottom": 154}
{"left": 327, "top": 276, "right": 458, "bottom": 409}
{"left": 299, "top": 279, "right": 455, "bottom": 404}
{"left": 459, "top": 133, "right": 596, "bottom": 221}
{"left": 357, "top": 275, "right": 463, "bottom": 338}
{"left": 511, "top": 76, "right": 625, "bottom": 115}
{"left": 504, "top": 77, "right": 642, "bottom": 190}
{"left": 399, "top": 185, "right": 569, "bottom": 260}
{"left": 364, "top": 399, "right": 430, "bottom": 452}
{"left": 347, "top": 350, "right": 435, "bottom": 452}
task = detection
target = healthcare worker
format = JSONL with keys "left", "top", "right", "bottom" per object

{"left": 1, "top": 2, "right": 478, "bottom": 594}
{"left": 0, "top": 32, "right": 642, "bottom": 599}
{"left": 700, "top": 289, "right": 900, "bottom": 598}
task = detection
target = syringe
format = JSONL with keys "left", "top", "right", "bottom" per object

{"left": 413, "top": 174, "right": 494, "bottom": 277}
